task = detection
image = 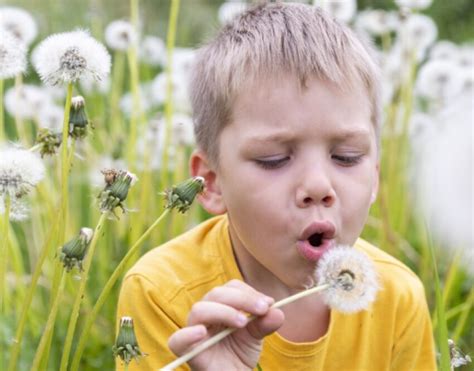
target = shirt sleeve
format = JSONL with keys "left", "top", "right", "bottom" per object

{"left": 116, "top": 274, "right": 190, "bottom": 371}
{"left": 390, "top": 277, "right": 437, "bottom": 371}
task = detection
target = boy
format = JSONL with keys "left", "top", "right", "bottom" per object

{"left": 117, "top": 2, "right": 436, "bottom": 369}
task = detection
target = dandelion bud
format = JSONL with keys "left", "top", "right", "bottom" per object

{"left": 98, "top": 170, "right": 137, "bottom": 214}
{"left": 59, "top": 228, "right": 94, "bottom": 272}
{"left": 113, "top": 317, "right": 146, "bottom": 365}
{"left": 36, "top": 128, "right": 62, "bottom": 157}
{"left": 69, "top": 96, "right": 90, "bottom": 139}
{"left": 316, "top": 246, "right": 379, "bottom": 313}
{"left": 163, "top": 176, "right": 205, "bottom": 213}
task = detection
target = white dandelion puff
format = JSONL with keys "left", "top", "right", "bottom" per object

{"left": 32, "top": 29, "right": 111, "bottom": 86}
{"left": 314, "top": 0, "right": 357, "bottom": 23}
{"left": 429, "top": 40, "right": 458, "bottom": 62}
{"left": 0, "top": 6, "right": 38, "bottom": 46}
{"left": 354, "top": 9, "right": 399, "bottom": 37}
{"left": 413, "top": 96, "right": 473, "bottom": 267}
{"left": 0, "top": 146, "right": 45, "bottom": 199}
{"left": 79, "top": 74, "right": 110, "bottom": 95}
{"left": 316, "top": 245, "right": 380, "bottom": 313}
{"left": 0, "top": 195, "right": 29, "bottom": 221}
{"left": 4, "top": 84, "right": 52, "bottom": 120}
{"left": 395, "top": 0, "right": 433, "bottom": 10}
{"left": 139, "top": 35, "right": 165, "bottom": 66}
{"left": 104, "top": 20, "right": 138, "bottom": 51}
{"left": 0, "top": 31, "right": 27, "bottom": 79}
{"left": 36, "top": 104, "right": 64, "bottom": 131}
{"left": 415, "top": 59, "right": 464, "bottom": 103}
{"left": 397, "top": 14, "right": 437, "bottom": 54}
{"left": 457, "top": 45, "right": 474, "bottom": 70}
{"left": 217, "top": 1, "right": 247, "bottom": 24}
{"left": 151, "top": 72, "right": 190, "bottom": 113}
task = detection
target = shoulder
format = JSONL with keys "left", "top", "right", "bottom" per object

{"left": 123, "top": 215, "right": 232, "bottom": 303}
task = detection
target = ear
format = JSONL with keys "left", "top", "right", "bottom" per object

{"left": 189, "top": 149, "right": 227, "bottom": 215}
{"left": 370, "top": 162, "right": 380, "bottom": 204}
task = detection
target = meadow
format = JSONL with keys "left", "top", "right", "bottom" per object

{"left": 0, "top": 0, "right": 472, "bottom": 370}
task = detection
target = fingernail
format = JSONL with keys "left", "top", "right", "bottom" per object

{"left": 264, "top": 296, "right": 274, "bottom": 305}
{"left": 255, "top": 298, "right": 269, "bottom": 313}
{"left": 194, "top": 326, "right": 206, "bottom": 338}
{"left": 236, "top": 313, "right": 248, "bottom": 326}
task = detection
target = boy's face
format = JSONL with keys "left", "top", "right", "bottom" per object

{"left": 195, "top": 74, "right": 379, "bottom": 291}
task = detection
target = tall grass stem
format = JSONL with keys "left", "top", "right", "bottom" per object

{"left": 30, "top": 267, "right": 67, "bottom": 370}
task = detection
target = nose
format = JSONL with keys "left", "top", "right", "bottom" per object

{"left": 295, "top": 165, "right": 336, "bottom": 208}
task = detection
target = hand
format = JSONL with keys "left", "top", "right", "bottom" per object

{"left": 168, "top": 279, "right": 285, "bottom": 370}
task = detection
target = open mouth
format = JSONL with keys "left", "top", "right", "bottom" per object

{"left": 308, "top": 233, "right": 323, "bottom": 247}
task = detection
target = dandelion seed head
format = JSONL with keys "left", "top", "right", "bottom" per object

{"left": 32, "top": 30, "right": 111, "bottom": 86}
{"left": 355, "top": 9, "right": 399, "bottom": 36}
{"left": 429, "top": 40, "right": 458, "bottom": 62}
{"left": 105, "top": 20, "right": 138, "bottom": 51}
{"left": 395, "top": 0, "right": 433, "bottom": 10}
{"left": 37, "top": 104, "right": 64, "bottom": 131}
{"left": 139, "top": 35, "right": 165, "bottom": 66}
{"left": 0, "top": 195, "right": 29, "bottom": 221}
{"left": 316, "top": 245, "right": 380, "bottom": 313}
{"left": 398, "top": 14, "right": 437, "bottom": 53}
{"left": 217, "top": 1, "right": 248, "bottom": 25}
{"left": 0, "top": 31, "right": 26, "bottom": 79}
{"left": 314, "top": 0, "right": 357, "bottom": 23}
{"left": 416, "top": 59, "right": 464, "bottom": 102}
{"left": 0, "top": 6, "right": 38, "bottom": 45}
{"left": 4, "top": 84, "right": 52, "bottom": 120}
{"left": 0, "top": 146, "right": 45, "bottom": 198}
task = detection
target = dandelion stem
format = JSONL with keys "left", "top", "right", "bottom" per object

{"left": 59, "top": 212, "right": 108, "bottom": 371}
{"left": 160, "top": 283, "right": 330, "bottom": 371}
{"left": 126, "top": 0, "right": 143, "bottom": 170}
{"left": 31, "top": 267, "right": 67, "bottom": 370}
{"left": 160, "top": 0, "right": 181, "bottom": 190}
{"left": 60, "top": 83, "right": 74, "bottom": 244}
{"left": 7, "top": 207, "right": 61, "bottom": 371}
{"left": 0, "top": 194, "right": 10, "bottom": 369}
{"left": 70, "top": 208, "right": 171, "bottom": 370}
{"left": 0, "top": 79, "right": 4, "bottom": 141}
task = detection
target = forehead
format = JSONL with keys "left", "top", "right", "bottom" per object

{"left": 229, "top": 73, "right": 374, "bottom": 138}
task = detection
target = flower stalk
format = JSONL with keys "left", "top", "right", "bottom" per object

{"left": 59, "top": 212, "right": 108, "bottom": 371}
{"left": 160, "top": 0, "right": 181, "bottom": 191}
{"left": 60, "top": 82, "right": 73, "bottom": 243}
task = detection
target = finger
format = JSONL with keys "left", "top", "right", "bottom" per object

{"left": 187, "top": 301, "right": 250, "bottom": 328}
{"left": 202, "top": 286, "right": 274, "bottom": 316}
{"left": 246, "top": 308, "right": 285, "bottom": 340}
{"left": 168, "top": 325, "right": 207, "bottom": 356}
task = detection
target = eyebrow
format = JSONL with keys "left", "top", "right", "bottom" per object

{"left": 244, "top": 128, "right": 371, "bottom": 145}
{"left": 243, "top": 131, "right": 297, "bottom": 145}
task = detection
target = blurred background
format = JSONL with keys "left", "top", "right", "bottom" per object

{"left": 0, "top": 0, "right": 472, "bottom": 370}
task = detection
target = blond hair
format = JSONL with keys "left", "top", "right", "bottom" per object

{"left": 190, "top": 2, "right": 381, "bottom": 165}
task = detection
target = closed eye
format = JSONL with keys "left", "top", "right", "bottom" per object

{"left": 332, "top": 155, "right": 363, "bottom": 166}
{"left": 255, "top": 156, "right": 290, "bottom": 170}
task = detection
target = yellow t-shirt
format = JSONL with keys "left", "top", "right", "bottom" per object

{"left": 117, "top": 215, "right": 436, "bottom": 370}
